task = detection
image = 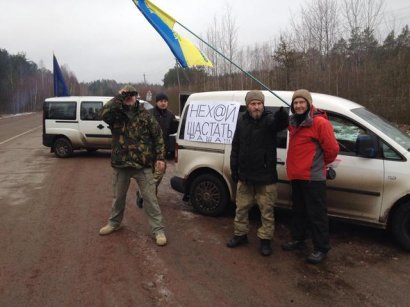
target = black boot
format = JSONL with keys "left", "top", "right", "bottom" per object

{"left": 260, "top": 239, "right": 272, "bottom": 256}
{"left": 281, "top": 240, "right": 305, "bottom": 251}
{"left": 226, "top": 235, "right": 248, "bottom": 248}
{"left": 306, "top": 250, "right": 327, "bottom": 264}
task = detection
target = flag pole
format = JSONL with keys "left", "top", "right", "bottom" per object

{"left": 175, "top": 21, "right": 290, "bottom": 106}
{"left": 175, "top": 59, "right": 181, "bottom": 93}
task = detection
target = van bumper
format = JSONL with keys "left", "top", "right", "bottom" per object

{"left": 43, "top": 134, "right": 56, "bottom": 147}
{"left": 170, "top": 176, "right": 185, "bottom": 194}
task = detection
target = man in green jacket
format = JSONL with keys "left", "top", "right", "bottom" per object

{"left": 98, "top": 85, "right": 167, "bottom": 246}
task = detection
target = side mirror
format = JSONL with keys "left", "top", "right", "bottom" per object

{"left": 355, "top": 134, "right": 378, "bottom": 158}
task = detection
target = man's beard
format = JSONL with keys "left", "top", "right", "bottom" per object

{"left": 250, "top": 110, "right": 262, "bottom": 120}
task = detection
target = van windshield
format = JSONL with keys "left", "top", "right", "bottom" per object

{"left": 352, "top": 107, "right": 410, "bottom": 151}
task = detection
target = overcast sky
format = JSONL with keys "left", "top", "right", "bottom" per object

{"left": 1, "top": 0, "right": 409, "bottom": 84}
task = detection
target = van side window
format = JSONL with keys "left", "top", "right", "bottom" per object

{"left": 328, "top": 114, "right": 370, "bottom": 156}
{"left": 382, "top": 142, "right": 403, "bottom": 160}
{"left": 46, "top": 101, "right": 76, "bottom": 120}
{"left": 80, "top": 101, "right": 103, "bottom": 121}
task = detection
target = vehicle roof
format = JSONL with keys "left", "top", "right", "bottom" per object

{"left": 45, "top": 96, "right": 112, "bottom": 102}
{"left": 188, "top": 90, "right": 363, "bottom": 114}
{"left": 45, "top": 96, "right": 153, "bottom": 107}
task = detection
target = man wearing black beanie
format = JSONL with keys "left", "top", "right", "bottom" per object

{"left": 150, "top": 93, "right": 178, "bottom": 159}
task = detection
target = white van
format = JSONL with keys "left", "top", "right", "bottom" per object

{"left": 171, "top": 91, "right": 410, "bottom": 251}
{"left": 42, "top": 96, "right": 154, "bottom": 157}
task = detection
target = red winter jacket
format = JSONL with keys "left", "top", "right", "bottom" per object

{"left": 286, "top": 107, "right": 339, "bottom": 181}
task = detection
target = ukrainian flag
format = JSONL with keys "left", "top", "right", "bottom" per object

{"left": 134, "top": 0, "right": 213, "bottom": 68}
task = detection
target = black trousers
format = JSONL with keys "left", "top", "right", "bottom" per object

{"left": 290, "top": 180, "right": 330, "bottom": 253}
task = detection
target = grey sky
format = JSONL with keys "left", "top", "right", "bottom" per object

{"left": 1, "top": 0, "right": 409, "bottom": 84}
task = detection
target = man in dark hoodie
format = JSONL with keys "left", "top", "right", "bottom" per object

{"left": 227, "top": 90, "right": 289, "bottom": 256}
{"left": 282, "top": 89, "right": 339, "bottom": 264}
{"left": 150, "top": 93, "right": 178, "bottom": 159}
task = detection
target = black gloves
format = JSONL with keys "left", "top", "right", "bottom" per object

{"left": 275, "top": 107, "right": 288, "bottom": 121}
{"left": 275, "top": 106, "right": 289, "bottom": 129}
{"left": 326, "top": 167, "right": 336, "bottom": 180}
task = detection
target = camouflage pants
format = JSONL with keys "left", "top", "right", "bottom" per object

{"left": 234, "top": 182, "right": 278, "bottom": 240}
{"left": 108, "top": 167, "right": 164, "bottom": 235}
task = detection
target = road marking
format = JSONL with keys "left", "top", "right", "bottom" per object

{"left": 0, "top": 125, "right": 42, "bottom": 145}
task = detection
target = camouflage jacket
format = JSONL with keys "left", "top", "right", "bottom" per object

{"left": 99, "top": 95, "right": 165, "bottom": 169}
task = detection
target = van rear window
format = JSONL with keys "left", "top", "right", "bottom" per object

{"left": 46, "top": 101, "right": 76, "bottom": 120}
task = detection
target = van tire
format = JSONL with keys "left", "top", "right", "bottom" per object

{"left": 189, "top": 174, "right": 229, "bottom": 216}
{"left": 391, "top": 202, "right": 410, "bottom": 251}
{"left": 53, "top": 137, "right": 73, "bottom": 158}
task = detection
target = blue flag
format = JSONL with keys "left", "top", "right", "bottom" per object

{"left": 134, "top": 0, "right": 212, "bottom": 68}
{"left": 53, "top": 54, "right": 70, "bottom": 97}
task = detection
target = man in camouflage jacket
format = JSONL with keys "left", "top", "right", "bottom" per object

{"left": 98, "top": 85, "right": 167, "bottom": 246}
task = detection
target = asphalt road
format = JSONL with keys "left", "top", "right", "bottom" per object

{"left": 0, "top": 112, "right": 409, "bottom": 306}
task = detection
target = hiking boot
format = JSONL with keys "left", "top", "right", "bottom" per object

{"left": 136, "top": 190, "right": 143, "bottom": 208}
{"left": 226, "top": 235, "right": 248, "bottom": 248}
{"left": 281, "top": 240, "right": 305, "bottom": 251}
{"left": 306, "top": 250, "right": 327, "bottom": 264}
{"left": 260, "top": 239, "right": 272, "bottom": 256}
{"left": 155, "top": 232, "right": 167, "bottom": 246}
{"left": 99, "top": 224, "right": 121, "bottom": 235}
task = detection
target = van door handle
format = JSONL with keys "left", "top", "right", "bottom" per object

{"left": 97, "top": 124, "right": 105, "bottom": 129}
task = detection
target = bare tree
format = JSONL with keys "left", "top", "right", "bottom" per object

{"left": 291, "top": 0, "right": 340, "bottom": 56}
{"left": 342, "top": 0, "right": 385, "bottom": 35}
{"left": 205, "top": 15, "right": 221, "bottom": 89}
{"left": 220, "top": 4, "right": 238, "bottom": 89}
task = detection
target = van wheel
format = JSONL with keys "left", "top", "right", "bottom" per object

{"left": 53, "top": 138, "right": 73, "bottom": 158}
{"left": 391, "top": 202, "right": 410, "bottom": 251}
{"left": 189, "top": 174, "right": 229, "bottom": 216}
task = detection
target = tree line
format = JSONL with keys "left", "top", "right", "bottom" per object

{"left": 1, "top": 0, "right": 409, "bottom": 124}
{"left": 0, "top": 49, "right": 163, "bottom": 115}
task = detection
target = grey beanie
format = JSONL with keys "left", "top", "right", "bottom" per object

{"left": 245, "top": 90, "right": 265, "bottom": 105}
{"left": 291, "top": 89, "right": 312, "bottom": 113}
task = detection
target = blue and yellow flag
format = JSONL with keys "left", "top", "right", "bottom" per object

{"left": 134, "top": 0, "right": 213, "bottom": 68}
{"left": 53, "top": 54, "right": 70, "bottom": 97}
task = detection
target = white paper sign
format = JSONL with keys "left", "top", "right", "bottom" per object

{"left": 184, "top": 100, "right": 241, "bottom": 144}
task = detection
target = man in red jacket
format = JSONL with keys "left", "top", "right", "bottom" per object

{"left": 282, "top": 89, "right": 339, "bottom": 264}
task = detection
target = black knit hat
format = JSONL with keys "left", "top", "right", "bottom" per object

{"left": 156, "top": 93, "right": 169, "bottom": 102}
